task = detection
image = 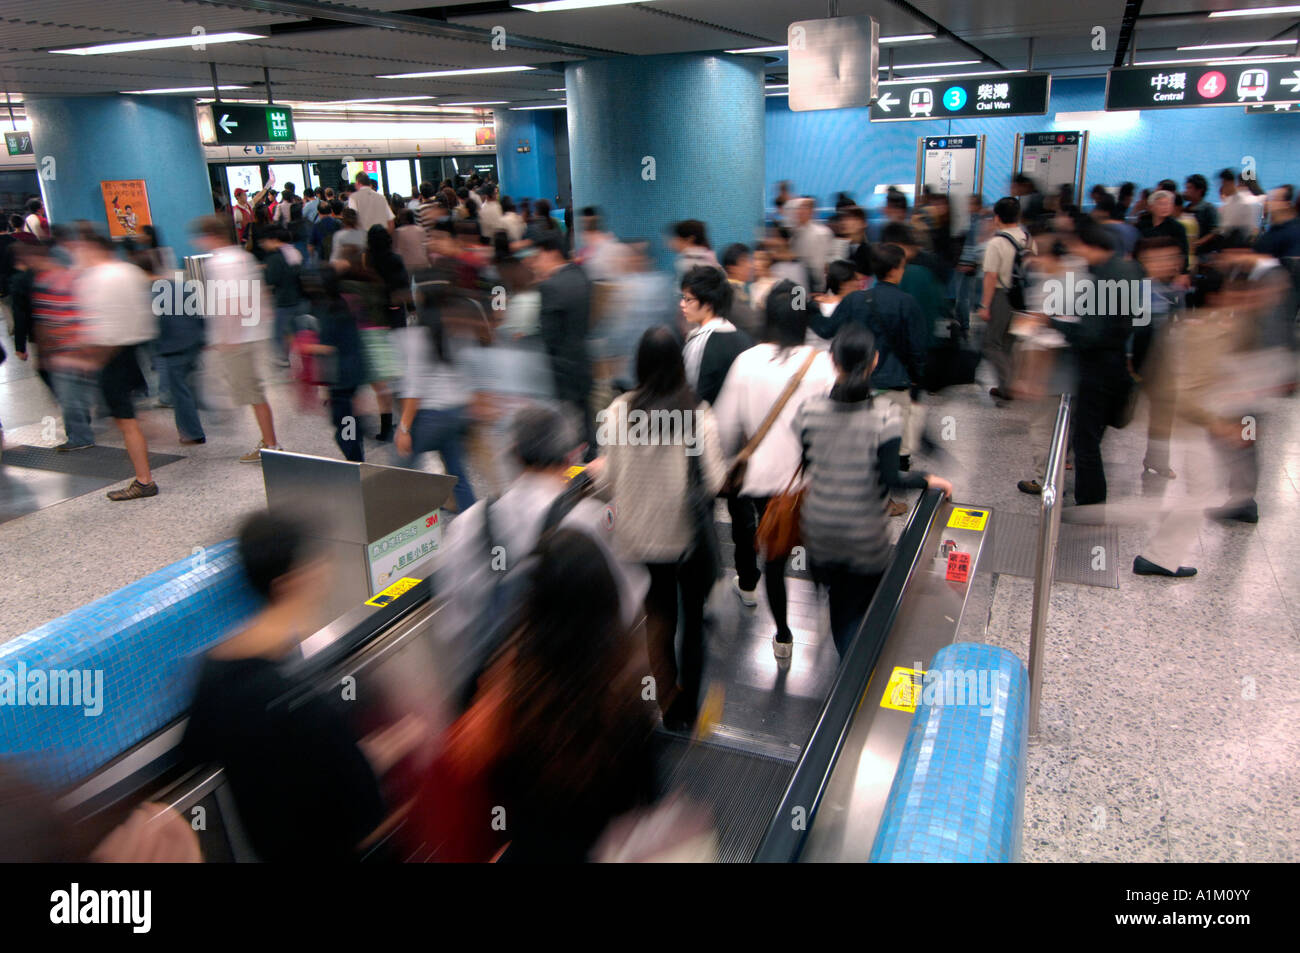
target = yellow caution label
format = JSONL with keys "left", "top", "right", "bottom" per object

{"left": 692, "top": 683, "right": 725, "bottom": 743}
{"left": 365, "top": 576, "right": 422, "bottom": 608}
{"left": 565, "top": 465, "right": 586, "bottom": 480}
{"left": 947, "top": 507, "right": 989, "bottom": 532}
{"left": 881, "top": 666, "right": 926, "bottom": 713}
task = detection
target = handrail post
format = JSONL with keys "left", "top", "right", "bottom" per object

{"left": 1028, "top": 393, "right": 1071, "bottom": 737}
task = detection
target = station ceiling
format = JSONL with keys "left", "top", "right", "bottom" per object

{"left": 1, "top": 0, "right": 1298, "bottom": 117}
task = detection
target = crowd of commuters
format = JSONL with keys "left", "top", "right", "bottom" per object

{"left": 2, "top": 159, "right": 1296, "bottom": 861}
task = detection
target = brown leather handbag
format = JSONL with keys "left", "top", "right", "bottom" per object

{"left": 757, "top": 463, "right": 805, "bottom": 560}
{"left": 722, "top": 349, "right": 818, "bottom": 496}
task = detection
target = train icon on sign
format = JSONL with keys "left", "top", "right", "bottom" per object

{"left": 1236, "top": 69, "right": 1269, "bottom": 101}
{"left": 909, "top": 88, "right": 934, "bottom": 116}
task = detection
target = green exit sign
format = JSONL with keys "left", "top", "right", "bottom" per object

{"left": 5, "top": 131, "right": 33, "bottom": 156}
{"left": 198, "top": 103, "right": 296, "bottom": 145}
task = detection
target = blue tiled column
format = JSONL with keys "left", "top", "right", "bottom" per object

{"left": 24, "top": 95, "right": 214, "bottom": 259}
{"left": 493, "top": 108, "right": 559, "bottom": 205}
{"left": 565, "top": 53, "right": 766, "bottom": 270}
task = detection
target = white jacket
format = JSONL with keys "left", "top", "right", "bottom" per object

{"left": 712, "top": 343, "right": 837, "bottom": 497}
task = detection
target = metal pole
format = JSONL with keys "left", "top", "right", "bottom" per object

{"left": 210, "top": 62, "right": 221, "bottom": 102}
{"left": 5, "top": 91, "right": 16, "bottom": 131}
{"left": 1027, "top": 36, "right": 1035, "bottom": 71}
{"left": 1028, "top": 393, "right": 1071, "bottom": 736}
{"left": 264, "top": 66, "right": 273, "bottom": 104}
{"left": 1077, "top": 131, "right": 1090, "bottom": 209}
{"left": 888, "top": 49, "right": 894, "bottom": 81}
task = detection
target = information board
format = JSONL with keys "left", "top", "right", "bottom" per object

{"left": 1019, "top": 131, "right": 1081, "bottom": 196}
{"left": 872, "top": 73, "right": 1050, "bottom": 122}
{"left": 367, "top": 510, "right": 442, "bottom": 595}
{"left": 919, "top": 135, "right": 981, "bottom": 219}
{"left": 1106, "top": 61, "right": 1300, "bottom": 111}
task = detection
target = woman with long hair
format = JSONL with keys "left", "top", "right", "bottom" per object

{"left": 596, "top": 326, "right": 726, "bottom": 731}
{"left": 797, "top": 324, "right": 952, "bottom": 655}
{"left": 712, "top": 280, "right": 838, "bottom": 659}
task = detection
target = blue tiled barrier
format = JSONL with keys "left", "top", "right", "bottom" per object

{"left": 870, "top": 643, "right": 1029, "bottom": 863}
{"left": 0, "top": 540, "right": 260, "bottom": 790}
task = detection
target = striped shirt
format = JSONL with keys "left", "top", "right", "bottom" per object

{"left": 32, "top": 268, "right": 93, "bottom": 371}
{"left": 796, "top": 396, "right": 914, "bottom": 574}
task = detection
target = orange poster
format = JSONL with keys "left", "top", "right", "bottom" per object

{"left": 99, "top": 180, "right": 153, "bottom": 239}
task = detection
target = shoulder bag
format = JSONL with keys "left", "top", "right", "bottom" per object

{"left": 721, "top": 348, "right": 817, "bottom": 496}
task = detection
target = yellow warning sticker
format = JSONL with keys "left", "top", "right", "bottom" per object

{"left": 881, "top": 666, "right": 926, "bottom": 713}
{"left": 947, "top": 507, "right": 989, "bottom": 532}
{"left": 365, "top": 576, "right": 422, "bottom": 608}
{"left": 565, "top": 465, "right": 586, "bottom": 480}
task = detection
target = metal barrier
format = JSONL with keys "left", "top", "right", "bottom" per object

{"left": 1027, "top": 393, "right": 1072, "bottom": 736}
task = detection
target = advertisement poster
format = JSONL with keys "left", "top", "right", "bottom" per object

{"left": 366, "top": 509, "right": 442, "bottom": 595}
{"left": 99, "top": 180, "right": 153, "bottom": 239}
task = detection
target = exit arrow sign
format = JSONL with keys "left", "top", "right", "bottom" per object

{"left": 875, "top": 92, "right": 900, "bottom": 112}
{"left": 197, "top": 102, "right": 295, "bottom": 145}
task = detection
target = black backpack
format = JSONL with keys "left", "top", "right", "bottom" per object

{"left": 454, "top": 471, "right": 593, "bottom": 709}
{"left": 995, "top": 231, "right": 1030, "bottom": 311}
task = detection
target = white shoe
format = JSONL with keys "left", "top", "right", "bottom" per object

{"left": 772, "top": 634, "right": 793, "bottom": 659}
{"left": 733, "top": 576, "right": 757, "bottom": 608}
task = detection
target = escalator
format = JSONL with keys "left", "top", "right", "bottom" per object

{"left": 59, "top": 488, "right": 991, "bottom": 863}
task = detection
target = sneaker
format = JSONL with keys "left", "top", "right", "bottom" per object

{"left": 661, "top": 695, "right": 697, "bottom": 733}
{"left": 1018, "top": 479, "right": 1043, "bottom": 495}
{"left": 772, "top": 632, "right": 793, "bottom": 659}
{"left": 888, "top": 499, "right": 909, "bottom": 518}
{"left": 732, "top": 576, "right": 758, "bottom": 608}
{"left": 239, "top": 441, "right": 282, "bottom": 463}
{"left": 56, "top": 441, "right": 94, "bottom": 452}
{"left": 179, "top": 436, "right": 206, "bottom": 445}
{"left": 1133, "top": 555, "right": 1196, "bottom": 578}
{"left": 107, "top": 479, "right": 158, "bottom": 501}
{"left": 1142, "top": 460, "right": 1177, "bottom": 479}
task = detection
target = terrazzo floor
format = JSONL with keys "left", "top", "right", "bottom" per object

{"left": 2, "top": 321, "right": 1297, "bottom": 863}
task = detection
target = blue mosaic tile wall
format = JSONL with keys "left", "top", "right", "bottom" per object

{"left": 494, "top": 107, "right": 559, "bottom": 206}
{"left": 566, "top": 53, "right": 766, "bottom": 272}
{"left": 0, "top": 540, "right": 261, "bottom": 790}
{"left": 871, "top": 642, "right": 1029, "bottom": 863}
{"left": 767, "top": 77, "right": 1300, "bottom": 210}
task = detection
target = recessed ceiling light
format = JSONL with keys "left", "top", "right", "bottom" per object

{"left": 879, "top": 69, "right": 1026, "bottom": 86}
{"left": 1209, "top": 5, "right": 1300, "bottom": 17}
{"left": 727, "top": 34, "right": 936, "bottom": 55}
{"left": 51, "top": 32, "right": 264, "bottom": 55}
{"left": 123, "top": 85, "right": 249, "bottom": 95}
{"left": 883, "top": 60, "right": 982, "bottom": 71}
{"left": 376, "top": 65, "right": 536, "bottom": 79}
{"left": 442, "top": 101, "right": 509, "bottom": 106}
{"left": 1134, "top": 54, "right": 1298, "bottom": 66}
{"left": 548, "top": 87, "right": 566, "bottom": 91}
{"left": 323, "top": 96, "right": 437, "bottom": 104}
{"left": 1177, "top": 40, "right": 1296, "bottom": 51}
{"left": 510, "top": 104, "right": 566, "bottom": 109}
{"left": 514, "top": 0, "right": 653, "bottom": 10}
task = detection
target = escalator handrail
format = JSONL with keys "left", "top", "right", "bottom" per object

{"left": 751, "top": 488, "right": 947, "bottom": 863}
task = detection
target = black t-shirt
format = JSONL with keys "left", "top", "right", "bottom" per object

{"left": 181, "top": 655, "right": 386, "bottom": 862}
{"left": 1138, "top": 217, "right": 1190, "bottom": 270}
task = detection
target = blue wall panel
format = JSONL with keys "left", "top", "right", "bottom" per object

{"left": 494, "top": 108, "right": 558, "bottom": 206}
{"left": 25, "top": 95, "right": 215, "bottom": 260}
{"left": 766, "top": 77, "right": 1300, "bottom": 210}
{"left": 566, "top": 53, "right": 766, "bottom": 270}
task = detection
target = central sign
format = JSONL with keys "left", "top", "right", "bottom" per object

{"left": 872, "top": 72, "right": 1050, "bottom": 122}
{"left": 197, "top": 102, "right": 296, "bottom": 145}
{"left": 1106, "top": 61, "right": 1300, "bottom": 111}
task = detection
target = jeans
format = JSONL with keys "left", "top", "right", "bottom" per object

{"left": 731, "top": 494, "right": 791, "bottom": 639}
{"left": 160, "top": 345, "right": 206, "bottom": 441}
{"left": 273, "top": 301, "right": 309, "bottom": 361}
{"left": 952, "top": 267, "right": 981, "bottom": 331}
{"left": 330, "top": 386, "right": 364, "bottom": 462}
{"left": 51, "top": 369, "right": 97, "bottom": 446}
{"left": 399, "top": 406, "right": 476, "bottom": 513}
{"left": 811, "top": 561, "right": 884, "bottom": 656}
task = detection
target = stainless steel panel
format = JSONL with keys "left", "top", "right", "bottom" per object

{"left": 798, "top": 501, "right": 991, "bottom": 863}
{"left": 788, "top": 16, "right": 879, "bottom": 113}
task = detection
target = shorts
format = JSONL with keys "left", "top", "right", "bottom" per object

{"left": 218, "top": 341, "right": 268, "bottom": 406}
{"left": 100, "top": 345, "right": 144, "bottom": 419}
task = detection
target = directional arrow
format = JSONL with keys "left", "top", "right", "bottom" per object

{"left": 876, "top": 92, "right": 900, "bottom": 112}
{"left": 218, "top": 114, "right": 238, "bottom": 135}
{"left": 1283, "top": 70, "right": 1300, "bottom": 93}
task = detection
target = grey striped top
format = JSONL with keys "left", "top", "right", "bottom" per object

{"left": 796, "top": 396, "right": 925, "bottom": 574}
